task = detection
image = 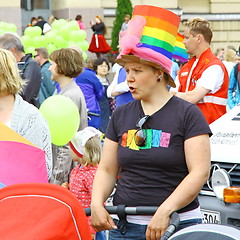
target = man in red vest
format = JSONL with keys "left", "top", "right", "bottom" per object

{"left": 171, "top": 18, "right": 229, "bottom": 124}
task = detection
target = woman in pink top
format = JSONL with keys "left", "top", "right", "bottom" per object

{"left": 75, "top": 15, "right": 86, "bottom": 30}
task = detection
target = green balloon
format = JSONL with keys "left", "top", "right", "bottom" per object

{"left": 54, "top": 35, "right": 66, "bottom": 48}
{"left": 82, "top": 51, "right": 88, "bottom": 61}
{"left": 21, "top": 35, "right": 32, "bottom": 48}
{"left": 79, "top": 30, "right": 87, "bottom": 41}
{"left": 0, "top": 29, "right": 5, "bottom": 35}
{"left": 32, "top": 36, "right": 45, "bottom": 48}
{"left": 25, "top": 46, "right": 35, "bottom": 56}
{"left": 24, "top": 26, "right": 42, "bottom": 37}
{"left": 51, "top": 19, "right": 63, "bottom": 30}
{"left": 69, "top": 30, "right": 87, "bottom": 42}
{"left": 59, "top": 24, "right": 71, "bottom": 41}
{"left": 39, "top": 95, "right": 80, "bottom": 146}
{"left": 67, "top": 21, "right": 80, "bottom": 31}
{"left": 39, "top": 35, "right": 46, "bottom": 47}
{"left": 0, "top": 22, "right": 7, "bottom": 33}
{"left": 46, "top": 43, "right": 56, "bottom": 54}
{"left": 54, "top": 19, "right": 67, "bottom": 28}
{"left": 33, "top": 26, "right": 42, "bottom": 36}
{"left": 5, "top": 23, "right": 17, "bottom": 32}
{"left": 0, "top": 22, "right": 7, "bottom": 28}
{"left": 78, "top": 40, "right": 89, "bottom": 51}
{"left": 66, "top": 41, "right": 78, "bottom": 48}
{"left": 24, "top": 27, "right": 33, "bottom": 37}
{"left": 44, "top": 30, "right": 57, "bottom": 44}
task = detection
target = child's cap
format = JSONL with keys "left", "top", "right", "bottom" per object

{"left": 69, "top": 127, "right": 102, "bottom": 158}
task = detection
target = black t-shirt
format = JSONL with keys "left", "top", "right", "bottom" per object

{"left": 105, "top": 96, "right": 212, "bottom": 213}
{"left": 91, "top": 22, "right": 105, "bottom": 35}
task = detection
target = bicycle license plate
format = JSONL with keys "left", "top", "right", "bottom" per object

{"left": 201, "top": 209, "right": 221, "bottom": 224}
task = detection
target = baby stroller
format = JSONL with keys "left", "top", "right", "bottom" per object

{"left": 169, "top": 223, "right": 240, "bottom": 239}
{"left": 85, "top": 206, "right": 240, "bottom": 240}
{"left": 0, "top": 183, "right": 92, "bottom": 240}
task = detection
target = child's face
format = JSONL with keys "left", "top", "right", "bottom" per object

{"left": 125, "top": 16, "right": 130, "bottom": 22}
{"left": 70, "top": 149, "right": 82, "bottom": 162}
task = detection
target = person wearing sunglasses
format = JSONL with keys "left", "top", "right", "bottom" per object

{"left": 91, "top": 5, "right": 211, "bottom": 240}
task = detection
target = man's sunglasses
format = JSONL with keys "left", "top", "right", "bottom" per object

{"left": 134, "top": 115, "right": 150, "bottom": 147}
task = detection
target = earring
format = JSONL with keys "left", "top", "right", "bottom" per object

{"left": 157, "top": 75, "right": 163, "bottom": 81}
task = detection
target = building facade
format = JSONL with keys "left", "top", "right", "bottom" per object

{"left": 1, "top": 0, "right": 240, "bottom": 53}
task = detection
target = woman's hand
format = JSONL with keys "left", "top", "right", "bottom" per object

{"left": 146, "top": 210, "right": 170, "bottom": 240}
{"left": 91, "top": 205, "right": 117, "bottom": 232}
{"left": 61, "top": 182, "right": 69, "bottom": 189}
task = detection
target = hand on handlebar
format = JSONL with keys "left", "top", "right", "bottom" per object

{"left": 90, "top": 205, "right": 117, "bottom": 232}
{"left": 146, "top": 210, "right": 170, "bottom": 240}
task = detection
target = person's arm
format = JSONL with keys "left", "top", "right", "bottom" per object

{"left": 146, "top": 134, "right": 210, "bottom": 239}
{"left": 21, "top": 108, "right": 53, "bottom": 179}
{"left": 175, "top": 86, "right": 210, "bottom": 103}
{"left": 91, "top": 138, "right": 119, "bottom": 232}
{"left": 227, "top": 66, "right": 237, "bottom": 109}
{"left": 107, "top": 71, "right": 118, "bottom": 98}
{"left": 93, "top": 77, "right": 104, "bottom": 101}
{"left": 43, "top": 23, "right": 51, "bottom": 34}
{"left": 174, "top": 65, "right": 225, "bottom": 104}
{"left": 107, "top": 68, "right": 129, "bottom": 97}
{"left": 107, "top": 71, "right": 130, "bottom": 98}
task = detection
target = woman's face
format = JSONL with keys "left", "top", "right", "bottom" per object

{"left": 125, "top": 62, "right": 159, "bottom": 100}
{"left": 48, "top": 60, "right": 60, "bottom": 82}
{"left": 96, "top": 17, "right": 101, "bottom": 24}
{"left": 97, "top": 61, "right": 109, "bottom": 77}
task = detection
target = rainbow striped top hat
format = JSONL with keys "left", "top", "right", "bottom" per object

{"left": 116, "top": 5, "right": 181, "bottom": 87}
{"left": 173, "top": 33, "right": 189, "bottom": 62}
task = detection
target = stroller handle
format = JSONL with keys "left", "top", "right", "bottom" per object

{"left": 84, "top": 206, "right": 159, "bottom": 216}
{"left": 160, "top": 211, "right": 180, "bottom": 240}
{"left": 84, "top": 206, "right": 180, "bottom": 240}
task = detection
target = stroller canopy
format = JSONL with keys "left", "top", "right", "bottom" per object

{"left": 169, "top": 223, "right": 240, "bottom": 240}
{"left": 0, "top": 183, "right": 91, "bottom": 240}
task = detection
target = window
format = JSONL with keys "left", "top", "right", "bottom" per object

{"left": 34, "top": 0, "right": 49, "bottom": 9}
{"left": 21, "top": 0, "right": 49, "bottom": 10}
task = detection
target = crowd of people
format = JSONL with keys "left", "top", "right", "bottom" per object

{"left": 1, "top": 5, "right": 240, "bottom": 240}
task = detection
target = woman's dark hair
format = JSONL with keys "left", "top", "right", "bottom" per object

{"left": 75, "top": 15, "right": 82, "bottom": 21}
{"left": 93, "top": 58, "right": 110, "bottom": 72}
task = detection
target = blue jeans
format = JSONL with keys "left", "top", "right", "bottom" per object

{"left": 108, "top": 218, "right": 202, "bottom": 240}
{"left": 96, "top": 231, "right": 107, "bottom": 240}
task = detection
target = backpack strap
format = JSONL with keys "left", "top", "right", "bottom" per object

{"left": 18, "top": 54, "right": 33, "bottom": 78}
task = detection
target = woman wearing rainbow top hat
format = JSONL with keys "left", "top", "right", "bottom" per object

{"left": 91, "top": 5, "right": 211, "bottom": 240}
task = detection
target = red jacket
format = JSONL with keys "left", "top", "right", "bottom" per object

{"left": 178, "top": 48, "right": 229, "bottom": 124}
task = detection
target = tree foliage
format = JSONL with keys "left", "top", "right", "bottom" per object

{"left": 111, "top": 0, "right": 133, "bottom": 52}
